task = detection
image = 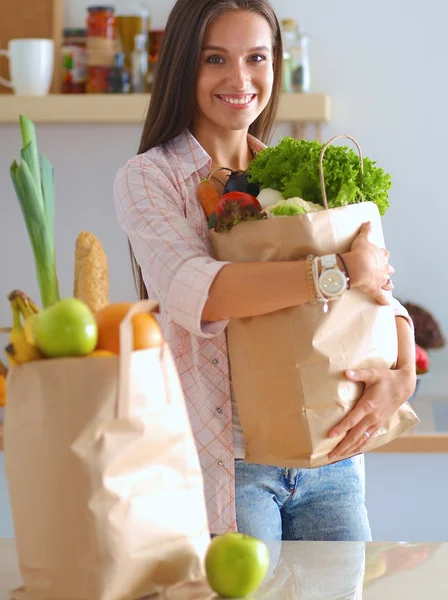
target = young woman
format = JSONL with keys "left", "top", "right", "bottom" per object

{"left": 114, "top": 0, "right": 416, "bottom": 542}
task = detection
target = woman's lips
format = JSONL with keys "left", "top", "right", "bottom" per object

{"left": 216, "top": 94, "right": 257, "bottom": 109}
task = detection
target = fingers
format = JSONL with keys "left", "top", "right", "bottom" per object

{"left": 331, "top": 426, "right": 377, "bottom": 460}
{"left": 328, "top": 400, "right": 366, "bottom": 440}
{"left": 328, "top": 407, "right": 364, "bottom": 441}
{"left": 341, "top": 424, "right": 377, "bottom": 458}
{"left": 345, "top": 368, "right": 378, "bottom": 384}
{"left": 328, "top": 369, "right": 378, "bottom": 441}
{"left": 328, "top": 418, "right": 375, "bottom": 460}
{"left": 357, "top": 221, "right": 372, "bottom": 239}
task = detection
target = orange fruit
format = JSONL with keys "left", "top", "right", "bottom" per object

{"left": 132, "top": 313, "right": 164, "bottom": 350}
{"left": 95, "top": 303, "right": 163, "bottom": 354}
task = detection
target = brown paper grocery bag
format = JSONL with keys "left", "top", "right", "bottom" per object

{"left": 4, "top": 300, "right": 210, "bottom": 600}
{"left": 210, "top": 135, "right": 418, "bottom": 468}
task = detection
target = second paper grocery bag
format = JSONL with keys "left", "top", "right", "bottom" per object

{"left": 5, "top": 301, "right": 210, "bottom": 600}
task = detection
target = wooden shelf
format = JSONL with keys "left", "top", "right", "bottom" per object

{"left": 0, "top": 93, "right": 331, "bottom": 125}
{"left": 371, "top": 434, "right": 448, "bottom": 453}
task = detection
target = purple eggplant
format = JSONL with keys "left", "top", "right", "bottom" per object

{"left": 223, "top": 170, "right": 260, "bottom": 198}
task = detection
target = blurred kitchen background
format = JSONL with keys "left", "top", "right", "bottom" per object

{"left": 1, "top": 0, "right": 448, "bottom": 541}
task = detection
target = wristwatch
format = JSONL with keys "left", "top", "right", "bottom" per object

{"left": 318, "top": 254, "right": 348, "bottom": 298}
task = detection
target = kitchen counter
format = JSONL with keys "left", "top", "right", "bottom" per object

{"left": 1, "top": 538, "right": 447, "bottom": 599}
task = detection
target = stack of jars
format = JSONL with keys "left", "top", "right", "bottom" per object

{"left": 62, "top": 6, "right": 160, "bottom": 94}
{"left": 86, "top": 5, "right": 120, "bottom": 93}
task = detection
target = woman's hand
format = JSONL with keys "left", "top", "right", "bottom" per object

{"left": 343, "top": 222, "right": 394, "bottom": 306}
{"left": 327, "top": 366, "right": 416, "bottom": 461}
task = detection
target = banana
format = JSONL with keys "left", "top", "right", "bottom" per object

{"left": 5, "top": 294, "right": 42, "bottom": 366}
{"left": 7, "top": 289, "right": 40, "bottom": 314}
{"left": 14, "top": 292, "right": 40, "bottom": 345}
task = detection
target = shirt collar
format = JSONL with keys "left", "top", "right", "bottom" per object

{"left": 167, "top": 129, "right": 267, "bottom": 180}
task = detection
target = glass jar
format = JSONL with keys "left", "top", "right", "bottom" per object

{"left": 86, "top": 5, "right": 118, "bottom": 92}
{"left": 87, "top": 6, "right": 116, "bottom": 38}
{"left": 281, "top": 19, "right": 311, "bottom": 93}
{"left": 87, "top": 65, "right": 111, "bottom": 93}
{"left": 62, "top": 28, "right": 87, "bottom": 94}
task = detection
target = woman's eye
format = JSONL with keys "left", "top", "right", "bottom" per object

{"left": 206, "top": 55, "right": 224, "bottom": 65}
{"left": 248, "top": 54, "right": 267, "bottom": 63}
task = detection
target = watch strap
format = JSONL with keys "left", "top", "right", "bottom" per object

{"left": 320, "top": 254, "right": 337, "bottom": 270}
{"left": 336, "top": 253, "right": 351, "bottom": 290}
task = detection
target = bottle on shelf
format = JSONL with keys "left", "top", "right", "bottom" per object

{"left": 131, "top": 33, "right": 148, "bottom": 93}
{"left": 281, "top": 18, "right": 311, "bottom": 94}
{"left": 108, "top": 52, "right": 131, "bottom": 93}
{"left": 146, "top": 29, "right": 164, "bottom": 92}
{"left": 62, "top": 28, "right": 87, "bottom": 94}
{"left": 115, "top": 12, "right": 148, "bottom": 70}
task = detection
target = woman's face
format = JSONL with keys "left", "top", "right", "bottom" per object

{"left": 196, "top": 10, "right": 274, "bottom": 133}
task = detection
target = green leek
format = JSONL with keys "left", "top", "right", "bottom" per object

{"left": 10, "top": 115, "right": 60, "bottom": 308}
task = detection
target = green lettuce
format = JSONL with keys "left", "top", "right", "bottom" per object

{"left": 247, "top": 137, "right": 392, "bottom": 216}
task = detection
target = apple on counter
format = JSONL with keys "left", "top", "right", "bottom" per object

{"left": 205, "top": 533, "right": 269, "bottom": 598}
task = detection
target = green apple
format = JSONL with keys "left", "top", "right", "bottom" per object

{"left": 32, "top": 298, "right": 98, "bottom": 358}
{"left": 205, "top": 533, "right": 269, "bottom": 598}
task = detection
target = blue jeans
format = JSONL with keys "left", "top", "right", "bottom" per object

{"left": 235, "top": 455, "right": 371, "bottom": 542}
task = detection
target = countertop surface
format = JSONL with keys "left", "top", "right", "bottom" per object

{"left": 1, "top": 538, "right": 448, "bottom": 599}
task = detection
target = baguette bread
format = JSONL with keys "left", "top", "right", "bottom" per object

{"left": 74, "top": 232, "right": 109, "bottom": 313}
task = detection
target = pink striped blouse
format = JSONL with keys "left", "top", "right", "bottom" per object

{"left": 114, "top": 129, "right": 412, "bottom": 534}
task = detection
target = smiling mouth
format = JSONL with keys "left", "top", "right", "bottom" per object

{"left": 216, "top": 94, "right": 257, "bottom": 108}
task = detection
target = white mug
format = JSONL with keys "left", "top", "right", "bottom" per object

{"left": 0, "top": 38, "right": 55, "bottom": 96}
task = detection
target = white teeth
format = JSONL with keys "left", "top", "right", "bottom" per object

{"left": 220, "top": 95, "right": 253, "bottom": 105}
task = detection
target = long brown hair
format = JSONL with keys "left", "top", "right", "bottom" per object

{"left": 130, "top": 0, "right": 283, "bottom": 299}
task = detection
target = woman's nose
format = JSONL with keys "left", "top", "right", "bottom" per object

{"left": 226, "top": 62, "right": 251, "bottom": 89}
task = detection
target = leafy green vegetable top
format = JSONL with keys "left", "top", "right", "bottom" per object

{"left": 247, "top": 137, "right": 392, "bottom": 216}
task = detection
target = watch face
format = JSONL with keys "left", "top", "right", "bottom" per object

{"left": 319, "top": 269, "right": 347, "bottom": 297}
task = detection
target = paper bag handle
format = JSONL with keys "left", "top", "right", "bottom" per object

{"left": 117, "top": 299, "right": 164, "bottom": 418}
{"left": 319, "top": 134, "right": 365, "bottom": 210}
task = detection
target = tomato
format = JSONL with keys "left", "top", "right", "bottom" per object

{"left": 215, "top": 191, "right": 262, "bottom": 216}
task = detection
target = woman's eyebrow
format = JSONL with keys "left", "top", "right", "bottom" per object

{"left": 202, "top": 45, "right": 271, "bottom": 53}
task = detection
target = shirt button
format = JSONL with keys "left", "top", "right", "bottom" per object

{"left": 211, "top": 358, "right": 219, "bottom": 365}
{"left": 217, "top": 460, "right": 224, "bottom": 467}
{"left": 216, "top": 407, "right": 223, "bottom": 414}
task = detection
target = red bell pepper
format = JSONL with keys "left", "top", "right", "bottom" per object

{"left": 214, "top": 192, "right": 265, "bottom": 233}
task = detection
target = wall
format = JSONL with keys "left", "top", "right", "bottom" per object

{"left": 1, "top": 0, "right": 448, "bottom": 538}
